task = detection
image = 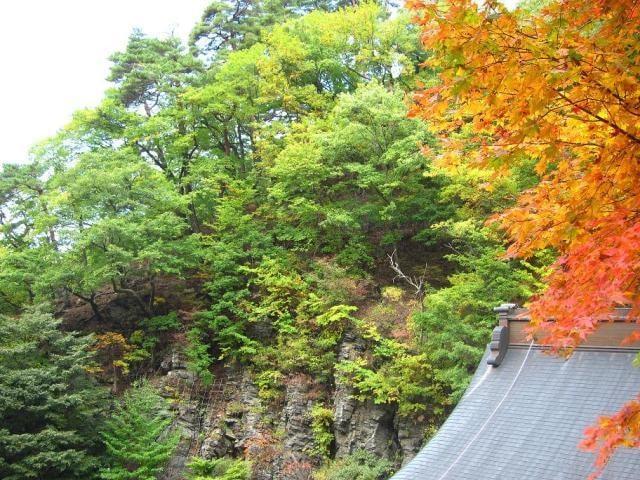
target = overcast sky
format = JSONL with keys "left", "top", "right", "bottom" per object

{"left": 0, "top": 0, "right": 210, "bottom": 165}
{"left": 0, "top": 1, "right": 522, "bottom": 166}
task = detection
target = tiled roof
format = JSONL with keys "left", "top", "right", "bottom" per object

{"left": 392, "top": 346, "right": 640, "bottom": 480}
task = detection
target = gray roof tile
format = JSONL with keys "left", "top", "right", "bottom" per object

{"left": 391, "top": 347, "right": 640, "bottom": 480}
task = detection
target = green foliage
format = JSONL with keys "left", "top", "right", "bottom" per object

{"left": 0, "top": 161, "right": 57, "bottom": 313}
{"left": 412, "top": 234, "right": 540, "bottom": 400}
{"left": 255, "top": 369, "right": 285, "bottom": 402}
{"left": 410, "top": 161, "right": 544, "bottom": 401}
{"left": 108, "top": 29, "right": 201, "bottom": 110}
{"left": 266, "top": 81, "right": 447, "bottom": 272}
{"left": 0, "top": 2, "right": 551, "bottom": 478}
{"left": 186, "top": 183, "right": 271, "bottom": 378}
{"left": 186, "top": 456, "right": 251, "bottom": 480}
{"left": 381, "top": 286, "right": 404, "bottom": 303}
{"left": 0, "top": 145, "right": 204, "bottom": 323}
{"left": 99, "top": 383, "right": 180, "bottom": 480}
{"left": 314, "top": 450, "right": 394, "bottom": 480}
{"left": 190, "top": 0, "right": 374, "bottom": 61}
{"left": 337, "top": 320, "right": 449, "bottom": 419}
{"left": 310, "top": 404, "right": 334, "bottom": 458}
{"left": 0, "top": 306, "right": 105, "bottom": 480}
{"left": 141, "top": 312, "right": 182, "bottom": 332}
{"left": 129, "top": 313, "right": 182, "bottom": 365}
{"left": 0, "top": 3, "right": 434, "bottom": 391}
{"left": 185, "top": 327, "right": 216, "bottom": 385}
{"left": 247, "top": 259, "right": 359, "bottom": 385}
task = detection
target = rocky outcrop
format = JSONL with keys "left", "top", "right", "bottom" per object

{"left": 278, "top": 375, "right": 317, "bottom": 479}
{"left": 237, "top": 371, "right": 262, "bottom": 449}
{"left": 159, "top": 334, "right": 428, "bottom": 479}
{"left": 395, "top": 415, "right": 428, "bottom": 465}
{"left": 281, "top": 375, "right": 315, "bottom": 454}
{"left": 334, "top": 397, "right": 398, "bottom": 459}
{"left": 159, "top": 352, "right": 200, "bottom": 480}
{"left": 333, "top": 333, "right": 400, "bottom": 460}
{"left": 198, "top": 369, "right": 260, "bottom": 460}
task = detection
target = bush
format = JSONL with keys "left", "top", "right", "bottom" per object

{"left": 314, "top": 450, "right": 394, "bottom": 480}
{"left": 186, "top": 457, "right": 251, "bottom": 480}
{"left": 310, "top": 404, "right": 334, "bottom": 458}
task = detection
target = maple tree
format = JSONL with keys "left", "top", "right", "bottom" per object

{"left": 408, "top": 0, "right": 640, "bottom": 475}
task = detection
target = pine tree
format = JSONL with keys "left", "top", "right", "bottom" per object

{"left": 100, "top": 383, "right": 180, "bottom": 480}
{"left": 0, "top": 305, "right": 105, "bottom": 479}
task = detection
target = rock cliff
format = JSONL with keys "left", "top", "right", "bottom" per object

{"left": 158, "top": 332, "right": 427, "bottom": 479}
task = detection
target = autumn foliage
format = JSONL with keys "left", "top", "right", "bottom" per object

{"left": 408, "top": 0, "right": 640, "bottom": 474}
{"left": 581, "top": 395, "right": 640, "bottom": 478}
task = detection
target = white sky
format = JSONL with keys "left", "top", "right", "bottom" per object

{"left": 0, "top": 1, "right": 521, "bottom": 166}
{"left": 0, "top": 0, "right": 210, "bottom": 165}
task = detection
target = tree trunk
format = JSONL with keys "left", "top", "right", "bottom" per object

{"left": 69, "top": 290, "right": 104, "bottom": 322}
{"left": 111, "top": 279, "right": 153, "bottom": 318}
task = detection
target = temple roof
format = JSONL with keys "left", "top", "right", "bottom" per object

{"left": 392, "top": 306, "right": 640, "bottom": 480}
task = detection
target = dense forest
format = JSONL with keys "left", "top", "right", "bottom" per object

{"left": 1, "top": 0, "right": 636, "bottom": 478}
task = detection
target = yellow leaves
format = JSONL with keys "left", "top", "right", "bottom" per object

{"left": 465, "top": 100, "right": 486, "bottom": 116}
{"left": 478, "top": 182, "right": 495, "bottom": 192}
{"left": 94, "top": 332, "right": 129, "bottom": 350}
{"left": 94, "top": 332, "right": 134, "bottom": 373}
{"left": 435, "top": 150, "right": 461, "bottom": 168}
{"left": 411, "top": 0, "right": 640, "bottom": 262}
{"left": 534, "top": 157, "right": 549, "bottom": 177}
{"left": 112, "top": 359, "right": 130, "bottom": 375}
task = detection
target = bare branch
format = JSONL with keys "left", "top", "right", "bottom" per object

{"left": 387, "top": 249, "right": 429, "bottom": 310}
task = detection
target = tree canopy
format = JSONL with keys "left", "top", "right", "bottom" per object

{"left": 0, "top": 307, "right": 104, "bottom": 479}
{"left": 408, "top": 0, "right": 640, "bottom": 473}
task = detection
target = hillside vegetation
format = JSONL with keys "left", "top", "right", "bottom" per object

{"left": 0, "top": 1, "right": 548, "bottom": 479}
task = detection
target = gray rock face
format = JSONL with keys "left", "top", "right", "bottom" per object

{"left": 159, "top": 336, "right": 429, "bottom": 480}
{"left": 200, "top": 426, "right": 235, "bottom": 458}
{"left": 281, "top": 375, "right": 314, "bottom": 453}
{"left": 334, "top": 397, "right": 399, "bottom": 459}
{"left": 195, "top": 369, "right": 253, "bottom": 460}
{"left": 394, "top": 415, "right": 427, "bottom": 465}
{"left": 333, "top": 333, "right": 400, "bottom": 460}
{"left": 196, "top": 369, "right": 284, "bottom": 479}
{"left": 237, "top": 370, "right": 261, "bottom": 449}
{"left": 159, "top": 352, "right": 200, "bottom": 480}
{"left": 161, "top": 351, "right": 189, "bottom": 373}
{"left": 278, "top": 375, "right": 317, "bottom": 480}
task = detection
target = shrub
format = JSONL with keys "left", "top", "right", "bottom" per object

{"left": 310, "top": 404, "right": 334, "bottom": 458}
{"left": 314, "top": 450, "right": 394, "bottom": 480}
{"left": 186, "top": 457, "right": 251, "bottom": 480}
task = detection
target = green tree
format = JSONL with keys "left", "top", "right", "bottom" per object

{"left": 100, "top": 383, "right": 179, "bottom": 480}
{"left": 412, "top": 160, "right": 545, "bottom": 400}
{"left": 0, "top": 306, "right": 105, "bottom": 480}
{"left": 108, "top": 30, "right": 201, "bottom": 112}
{"left": 267, "top": 82, "right": 446, "bottom": 272}
{"left": 0, "top": 162, "right": 58, "bottom": 312}
{"left": 38, "top": 149, "right": 200, "bottom": 321}
{"left": 189, "top": 0, "right": 368, "bottom": 61}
